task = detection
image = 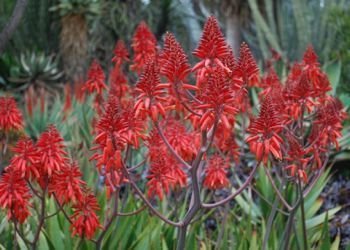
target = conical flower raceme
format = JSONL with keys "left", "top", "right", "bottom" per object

{"left": 284, "top": 133, "right": 310, "bottom": 183}
{"left": 146, "top": 156, "right": 173, "bottom": 200}
{"left": 310, "top": 97, "right": 346, "bottom": 150}
{"left": 162, "top": 117, "right": 197, "bottom": 161}
{"left": 121, "top": 104, "right": 146, "bottom": 149}
{"left": 302, "top": 46, "right": 331, "bottom": 96}
{"left": 112, "top": 40, "right": 129, "bottom": 68}
{"left": 146, "top": 128, "right": 188, "bottom": 199}
{"left": 246, "top": 95, "right": 283, "bottom": 163}
{"left": 134, "top": 59, "right": 167, "bottom": 121}
{"left": 36, "top": 125, "right": 68, "bottom": 177}
{"left": 194, "top": 68, "right": 238, "bottom": 131}
{"left": 8, "top": 137, "right": 40, "bottom": 179}
{"left": 91, "top": 96, "right": 129, "bottom": 194}
{"left": 130, "top": 21, "right": 157, "bottom": 73}
{"left": 0, "top": 168, "right": 31, "bottom": 223}
{"left": 160, "top": 32, "right": 191, "bottom": 83}
{"left": 203, "top": 154, "right": 230, "bottom": 189}
{"left": 0, "top": 97, "right": 23, "bottom": 132}
{"left": 235, "top": 43, "right": 260, "bottom": 87}
{"left": 193, "top": 16, "right": 229, "bottom": 71}
{"left": 83, "top": 60, "right": 107, "bottom": 96}
{"left": 49, "top": 162, "right": 85, "bottom": 205}
{"left": 70, "top": 190, "right": 101, "bottom": 239}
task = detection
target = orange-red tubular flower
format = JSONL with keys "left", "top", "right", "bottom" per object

{"left": 112, "top": 40, "right": 129, "bottom": 68}
{"left": 36, "top": 125, "right": 68, "bottom": 177}
{"left": 134, "top": 60, "right": 167, "bottom": 121}
{"left": 236, "top": 43, "right": 260, "bottom": 87}
{"left": 0, "top": 97, "right": 23, "bottom": 132}
{"left": 0, "top": 168, "right": 31, "bottom": 223}
{"left": 70, "top": 190, "right": 101, "bottom": 239}
{"left": 8, "top": 138, "right": 40, "bottom": 179}
{"left": 91, "top": 97, "right": 128, "bottom": 195}
{"left": 193, "top": 16, "right": 229, "bottom": 69}
{"left": 83, "top": 60, "right": 107, "bottom": 96}
{"left": 163, "top": 117, "right": 197, "bottom": 161}
{"left": 194, "top": 68, "right": 238, "bottom": 131}
{"left": 302, "top": 46, "right": 331, "bottom": 96}
{"left": 50, "top": 162, "right": 85, "bottom": 205}
{"left": 203, "top": 154, "right": 230, "bottom": 189}
{"left": 246, "top": 95, "right": 283, "bottom": 164}
{"left": 130, "top": 21, "right": 157, "bottom": 73}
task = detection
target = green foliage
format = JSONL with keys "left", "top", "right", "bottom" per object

{"left": 6, "top": 52, "right": 63, "bottom": 92}
{"left": 50, "top": 0, "right": 100, "bottom": 17}
{"left": 329, "top": 6, "right": 350, "bottom": 95}
{"left": 246, "top": 0, "right": 347, "bottom": 63}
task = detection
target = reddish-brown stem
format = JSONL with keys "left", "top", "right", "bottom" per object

{"left": 32, "top": 179, "right": 48, "bottom": 249}
{"left": 96, "top": 189, "right": 120, "bottom": 250}
{"left": 26, "top": 181, "right": 42, "bottom": 199}
{"left": 53, "top": 193, "right": 73, "bottom": 224}
{"left": 202, "top": 161, "right": 260, "bottom": 209}
{"left": 263, "top": 166, "right": 293, "bottom": 211}
{"left": 119, "top": 160, "right": 182, "bottom": 227}
{"left": 128, "top": 159, "right": 146, "bottom": 171}
{"left": 117, "top": 205, "right": 146, "bottom": 216}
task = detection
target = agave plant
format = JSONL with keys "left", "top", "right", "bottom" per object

{"left": 8, "top": 51, "right": 63, "bottom": 93}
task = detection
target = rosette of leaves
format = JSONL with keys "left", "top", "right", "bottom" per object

{"left": 8, "top": 51, "right": 63, "bottom": 93}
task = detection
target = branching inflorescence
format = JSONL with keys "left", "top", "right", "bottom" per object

{"left": 0, "top": 16, "right": 346, "bottom": 250}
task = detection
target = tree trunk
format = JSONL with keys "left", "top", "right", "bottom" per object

{"left": 0, "top": 0, "right": 29, "bottom": 55}
{"left": 225, "top": 14, "right": 241, "bottom": 56}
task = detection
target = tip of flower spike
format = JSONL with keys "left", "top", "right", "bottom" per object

{"left": 193, "top": 16, "right": 229, "bottom": 60}
{"left": 302, "top": 45, "right": 319, "bottom": 66}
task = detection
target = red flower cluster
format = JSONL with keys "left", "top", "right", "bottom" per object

{"left": 0, "top": 169, "right": 31, "bottom": 223}
{"left": 146, "top": 126, "right": 189, "bottom": 200}
{"left": 0, "top": 97, "right": 23, "bottom": 131}
{"left": 134, "top": 60, "right": 167, "bottom": 121}
{"left": 1, "top": 125, "right": 101, "bottom": 239}
{"left": 246, "top": 95, "right": 283, "bottom": 164}
{"left": 70, "top": 191, "right": 100, "bottom": 239}
{"left": 130, "top": 21, "right": 157, "bottom": 73}
{"left": 83, "top": 60, "right": 107, "bottom": 96}
{"left": 203, "top": 154, "right": 230, "bottom": 189}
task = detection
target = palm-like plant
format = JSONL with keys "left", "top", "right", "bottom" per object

{"left": 50, "top": 0, "right": 99, "bottom": 83}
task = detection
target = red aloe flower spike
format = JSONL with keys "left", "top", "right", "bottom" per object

{"left": 36, "top": 125, "right": 68, "bottom": 177}
{"left": 160, "top": 32, "right": 192, "bottom": 84}
{"left": 203, "top": 154, "right": 230, "bottom": 189}
{"left": 92, "top": 96, "right": 128, "bottom": 171}
{"left": 8, "top": 138, "right": 40, "bottom": 179}
{"left": 302, "top": 46, "right": 331, "bottom": 96}
{"left": 0, "top": 96, "right": 23, "bottom": 132}
{"left": 134, "top": 59, "right": 167, "bottom": 121}
{"left": 195, "top": 68, "right": 238, "bottom": 131}
{"left": 302, "top": 45, "right": 319, "bottom": 66}
{"left": 246, "top": 95, "right": 283, "bottom": 163}
{"left": 121, "top": 104, "right": 146, "bottom": 149}
{"left": 50, "top": 162, "right": 85, "bottom": 205}
{"left": 163, "top": 117, "right": 197, "bottom": 161}
{"left": 312, "top": 97, "right": 345, "bottom": 150}
{"left": 83, "top": 60, "right": 107, "bottom": 96}
{"left": 112, "top": 40, "right": 129, "bottom": 67}
{"left": 146, "top": 156, "right": 173, "bottom": 200}
{"left": 70, "top": 190, "right": 101, "bottom": 239}
{"left": 131, "top": 21, "right": 157, "bottom": 73}
{"left": 0, "top": 168, "right": 31, "bottom": 223}
{"left": 193, "top": 16, "right": 229, "bottom": 71}
{"left": 236, "top": 43, "right": 260, "bottom": 87}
